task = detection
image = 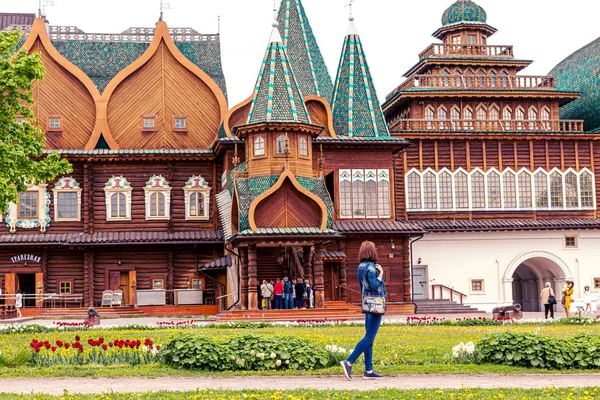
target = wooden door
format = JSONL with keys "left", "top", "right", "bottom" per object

{"left": 324, "top": 264, "right": 333, "bottom": 301}
{"left": 119, "top": 272, "right": 130, "bottom": 305}
{"left": 35, "top": 273, "right": 44, "bottom": 309}
{"left": 413, "top": 267, "right": 428, "bottom": 300}
{"left": 128, "top": 270, "right": 137, "bottom": 306}
{"left": 108, "top": 271, "right": 120, "bottom": 291}
{"left": 5, "top": 274, "right": 15, "bottom": 305}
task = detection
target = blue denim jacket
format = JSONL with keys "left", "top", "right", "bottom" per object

{"left": 357, "top": 261, "right": 387, "bottom": 298}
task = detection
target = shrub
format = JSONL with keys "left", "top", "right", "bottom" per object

{"left": 477, "top": 332, "right": 600, "bottom": 369}
{"left": 161, "top": 333, "right": 331, "bottom": 371}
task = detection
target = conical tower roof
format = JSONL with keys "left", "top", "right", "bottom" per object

{"left": 246, "top": 22, "right": 311, "bottom": 125}
{"left": 331, "top": 18, "right": 389, "bottom": 138}
{"left": 277, "top": 0, "right": 334, "bottom": 101}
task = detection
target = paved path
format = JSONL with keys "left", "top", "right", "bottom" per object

{"left": 2, "top": 375, "right": 600, "bottom": 394}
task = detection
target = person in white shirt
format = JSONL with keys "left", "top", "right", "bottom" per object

{"left": 583, "top": 286, "right": 593, "bottom": 314}
{"left": 15, "top": 290, "right": 23, "bottom": 318}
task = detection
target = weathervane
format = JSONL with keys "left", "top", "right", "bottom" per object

{"left": 346, "top": 0, "right": 358, "bottom": 19}
{"left": 273, "top": 0, "right": 278, "bottom": 20}
{"left": 159, "top": 0, "right": 172, "bottom": 21}
{"left": 38, "top": 0, "right": 55, "bottom": 18}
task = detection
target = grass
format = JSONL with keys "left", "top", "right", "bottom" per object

{"left": 1, "top": 388, "right": 600, "bottom": 399}
{"left": 2, "top": 324, "right": 600, "bottom": 377}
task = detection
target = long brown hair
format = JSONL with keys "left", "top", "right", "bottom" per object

{"left": 358, "top": 241, "right": 378, "bottom": 263}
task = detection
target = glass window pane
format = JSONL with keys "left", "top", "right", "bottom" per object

{"left": 580, "top": 172, "right": 594, "bottom": 208}
{"left": 377, "top": 176, "right": 391, "bottom": 218}
{"left": 439, "top": 172, "right": 453, "bottom": 210}
{"left": 407, "top": 172, "right": 422, "bottom": 210}
{"left": 365, "top": 179, "right": 377, "bottom": 218}
{"left": 564, "top": 172, "right": 578, "bottom": 208}
{"left": 518, "top": 173, "right": 533, "bottom": 208}
{"left": 340, "top": 179, "right": 352, "bottom": 217}
{"left": 550, "top": 172, "right": 563, "bottom": 208}
{"left": 503, "top": 173, "right": 517, "bottom": 209}
{"left": 352, "top": 171, "right": 365, "bottom": 217}
{"left": 455, "top": 171, "right": 469, "bottom": 209}
{"left": 535, "top": 172, "right": 549, "bottom": 208}
{"left": 423, "top": 172, "right": 437, "bottom": 210}
{"left": 487, "top": 172, "right": 501, "bottom": 208}
{"left": 471, "top": 172, "right": 485, "bottom": 209}
{"left": 58, "top": 192, "right": 77, "bottom": 219}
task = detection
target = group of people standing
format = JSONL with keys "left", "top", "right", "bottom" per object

{"left": 259, "top": 277, "right": 315, "bottom": 310}
{"left": 541, "top": 281, "right": 595, "bottom": 319}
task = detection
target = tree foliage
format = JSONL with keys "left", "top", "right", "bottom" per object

{"left": 0, "top": 30, "right": 71, "bottom": 214}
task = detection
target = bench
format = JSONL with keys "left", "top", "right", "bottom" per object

{"left": 0, "top": 305, "right": 17, "bottom": 320}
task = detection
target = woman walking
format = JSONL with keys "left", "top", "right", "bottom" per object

{"left": 340, "top": 241, "right": 386, "bottom": 380}
{"left": 563, "top": 281, "right": 574, "bottom": 317}
{"left": 540, "top": 282, "right": 555, "bottom": 319}
{"left": 15, "top": 290, "right": 23, "bottom": 318}
{"left": 583, "top": 286, "right": 593, "bottom": 314}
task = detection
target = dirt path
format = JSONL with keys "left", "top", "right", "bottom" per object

{"left": 2, "top": 375, "right": 599, "bottom": 394}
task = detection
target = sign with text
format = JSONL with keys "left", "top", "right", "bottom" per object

{"left": 102, "top": 291, "right": 113, "bottom": 307}
{"left": 11, "top": 254, "right": 41, "bottom": 263}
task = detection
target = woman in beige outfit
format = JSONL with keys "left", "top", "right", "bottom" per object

{"left": 540, "top": 282, "right": 555, "bottom": 319}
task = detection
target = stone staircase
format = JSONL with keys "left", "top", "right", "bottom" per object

{"left": 214, "top": 301, "right": 363, "bottom": 322}
{"left": 414, "top": 300, "right": 484, "bottom": 314}
{"left": 37, "top": 306, "right": 147, "bottom": 319}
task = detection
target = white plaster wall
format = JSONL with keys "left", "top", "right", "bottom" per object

{"left": 412, "top": 230, "right": 600, "bottom": 312}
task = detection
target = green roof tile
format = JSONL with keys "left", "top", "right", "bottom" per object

{"left": 441, "top": 0, "right": 487, "bottom": 27}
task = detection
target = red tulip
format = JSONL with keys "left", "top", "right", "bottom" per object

{"left": 102, "top": 344, "right": 107, "bottom": 351}
{"left": 51, "top": 346, "right": 57, "bottom": 352}
{"left": 109, "top": 342, "right": 113, "bottom": 348}
{"left": 64, "top": 343, "right": 70, "bottom": 349}
{"left": 75, "top": 336, "right": 80, "bottom": 341}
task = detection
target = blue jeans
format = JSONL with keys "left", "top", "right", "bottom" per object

{"left": 347, "top": 313, "right": 383, "bottom": 371}
{"left": 275, "top": 295, "right": 282, "bottom": 310}
{"left": 284, "top": 293, "right": 293, "bottom": 309}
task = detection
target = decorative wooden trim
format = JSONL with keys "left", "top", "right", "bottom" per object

{"left": 529, "top": 140, "right": 535, "bottom": 171}
{"left": 514, "top": 142, "right": 518, "bottom": 169}
{"left": 560, "top": 141, "right": 565, "bottom": 170}
{"left": 304, "top": 95, "right": 337, "bottom": 138}
{"left": 248, "top": 170, "right": 328, "bottom": 231}
{"left": 482, "top": 140, "right": 487, "bottom": 170}
{"left": 140, "top": 114, "right": 158, "bottom": 133}
{"left": 450, "top": 141, "right": 455, "bottom": 170}
{"left": 575, "top": 142, "right": 580, "bottom": 171}
{"left": 434, "top": 140, "right": 439, "bottom": 170}
{"left": 498, "top": 141, "right": 503, "bottom": 171}
{"left": 590, "top": 142, "right": 595, "bottom": 172}
{"left": 545, "top": 141, "right": 550, "bottom": 170}
{"left": 46, "top": 114, "right": 63, "bottom": 132}
{"left": 172, "top": 114, "right": 188, "bottom": 133}
{"left": 419, "top": 140, "right": 423, "bottom": 171}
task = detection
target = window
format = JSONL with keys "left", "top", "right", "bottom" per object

{"left": 19, "top": 192, "right": 38, "bottom": 219}
{"left": 423, "top": 171, "right": 437, "bottom": 210}
{"left": 175, "top": 119, "right": 185, "bottom": 129}
{"left": 451, "top": 35, "right": 461, "bottom": 45}
{"left": 488, "top": 71, "right": 497, "bottom": 87}
{"left": 276, "top": 134, "right": 288, "bottom": 154}
{"left": 17, "top": 117, "right": 26, "bottom": 124}
{"left": 550, "top": 171, "right": 563, "bottom": 208}
{"left": 437, "top": 107, "right": 447, "bottom": 129}
{"left": 489, "top": 106, "right": 500, "bottom": 130}
{"left": 425, "top": 106, "right": 435, "bottom": 130}
{"left": 471, "top": 171, "right": 486, "bottom": 209}
{"left": 580, "top": 171, "right": 594, "bottom": 208}
{"left": 518, "top": 171, "right": 533, "bottom": 208}
{"left": 173, "top": 115, "right": 187, "bottom": 131}
{"left": 299, "top": 135, "right": 308, "bottom": 157}
{"left": 466, "top": 35, "right": 477, "bottom": 45}
{"left": 499, "top": 70, "right": 509, "bottom": 87}
{"left": 565, "top": 236, "right": 577, "bottom": 248}
{"left": 141, "top": 115, "right": 157, "bottom": 131}
{"left": 59, "top": 281, "right": 72, "bottom": 294}
{"left": 487, "top": 171, "right": 502, "bottom": 209}
{"left": 534, "top": 171, "right": 549, "bottom": 209}
{"left": 515, "top": 108, "right": 525, "bottom": 130}
{"left": 454, "top": 170, "right": 469, "bottom": 209}
{"left": 594, "top": 278, "right": 600, "bottom": 290}
{"left": 476, "top": 105, "right": 487, "bottom": 130}
{"left": 184, "top": 175, "right": 211, "bottom": 220}
{"left": 53, "top": 177, "right": 82, "bottom": 221}
{"left": 564, "top": 171, "right": 578, "bottom": 208}
{"left": 528, "top": 107, "right": 538, "bottom": 130}
{"left": 144, "top": 175, "right": 171, "bottom": 220}
{"left": 48, "top": 116, "right": 62, "bottom": 131}
{"left": 471, "top": 279, "right": 484, "bottom": 292}
{"left": 450, "top": 106, "right": 460, "bottom": 129}
{"left": 192, "top": 278, "right": 204, "bottom": 290}
{"left": 254, "top": 136, "right": 265, "bottom": 157}
{"left": 104, "top": 176, "right": 132, "bottom": 221}
{"left": 439, "top": 171, "right": 453, "bottom": 210}
{"left": 339, "top": 169, "right": 391, "bottom": 219}
{"left": 152, "top": 279, "right": 165, "bottom": 290}
{"left": 503, "top": 172, "right": 517, "bottom": 209}
{"left": 541, "top": 107, "right": 551, "bottom": 130}
{"left": 406, "top": 172, "right": 422, "bottom": 210}
{"left": 463, "top": 107, "right": 473, "bottom": 130}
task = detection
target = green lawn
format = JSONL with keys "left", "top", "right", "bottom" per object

{"left": 1, "top": 388, "right": 599, "bottom": 400}
{"left": 2, "top": 324, "right": 600, "bottom": 377}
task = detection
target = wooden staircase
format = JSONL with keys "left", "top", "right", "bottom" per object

{"left": 37, "top": 306, "right": 147, "bottom": 319}
{"left": 215, "top": 301, "right": 363, "bottom": 322}
{"left": 414, "top": 300, "right": 484, "bottom": 314}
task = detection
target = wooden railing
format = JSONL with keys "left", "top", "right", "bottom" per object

{"left": 336, "top": 285, "right": 362, "bottom": 305}
{"left": 391, "top": 119, "right": 584, "bottom": 133}
{"left": 419, "top": 43, "right": 514, "bottom": 59}
{"left": 398, "top": 74, "right": 556, "bottom": 91}
{"left": 431, "top": 284, "right": 466, "bottom": 304}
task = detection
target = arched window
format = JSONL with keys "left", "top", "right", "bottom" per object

{"left": 499, "top": 70, "right": 509, "bottom": 87}
{"left": 298, "top": 135, "right": 308, "bottom": 156}
{"left": 518, "top": 171, "right": 533, "bottom": 208}
{"left": 365, "top": 170, "right": 378, "bottom": 218}
{"left": 352, "top": 170, "right": 365, "bottom": 217}
{"left": 465, "top": 69, "right": 475, "bottom": 87}
{"left": 111, "top": 193, "right": 126, "bottom": 218}
{"left": 276, "top": 134, "right": 288, "bottom": 154}
{"left": 541, "top": 107, "right": 551, "bottom": 130}
{"left": 339, "top": 170, "right": 352, "bottom": 218}
{"left": 439, "top": 171, "right": 453, "bottom": 209}
{"left": 528, "top": 107, "right": 538, "bottom": 130}
{"left": 423, "top": 171, "right": 438, "bottom": 210}
{"left": 406, "top": 171, "right": 422, "bottom": 210}
{"left": 471, "top": 171, "right": 486, "bottom": 209}
{"left": 534, "top": 171, "right": 549, "bottom": 208}
{"left": 437, "top": 107, "right": 447, "bottom": 130}
{"left": 488, "top": 70, "right": 497, "bottom": 87}
{"left": 441, "top": 69, "right": 450, "bottom": 87}
{"left": 487, "top": 171, "right": 502, "bottom": 208}
{"left": 503, "top": 106, "right": 512, "bottom": 130}
{"left": 183, "top": 175, "right": 211, "bottom": 220}
{"left": 377, "top": 170, "right": 391, "bottom": 218}
{"left": 580, "top": 171, "right": 594, "bottom": 208}
{"left": 189, "top": 192, "right": 205, "bottom": 217}
{"left": 450, "top": 106, "right": 460, "bottom": 130}
{"left": 425, "top": 106, "right": 435, "bottom": 130}
{"left": 463, "top": 107, "right": 473, "bottom": 130}
{"left": 454, "top": 170, "right": 469, "bottom": 209}
{"left": 550, "top": 171, "right": 563, "bottom": 208}
{"left": 476, "top": 105, "right": 487, "bottom": 130}
{"left": 104, "top": 176, "right": 132, "bottom": 221}
{"left": 149, "top": 192, "right": 166, "bottom": 217}
{"left": 515, "top": 107, "right": 525, "bottom": 130}
{"left": 564, "top": 171, "right": 578, "bottom": 208}
{"left": 254, "top": 136, "right": 265, "bottom": 157}
{"left": 476, "top": 68, "right": 486, "bottom": 86}
{"left": 489, "top": 106, "right": 500, "bottom": 130}
{"left": 502, "top": 171, "right": 517, "bottom": 208}
{"left": 452, "top": 70, "right": 462, "bottom": 87}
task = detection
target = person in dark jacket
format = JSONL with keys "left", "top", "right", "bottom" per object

{"left": 295, "top": 279, "right": 305, "bottom": 309}
{"left": 283, "top": 277, "right": 293, "bottom": 310}
{"left": 340, "top": 240, "right": 387, "bottom": 381}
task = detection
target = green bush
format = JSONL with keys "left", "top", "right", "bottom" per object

{"left": 477, "top": 332, "right": 600, "bottom": 369}
{"left": 160, "top": 333, "right": 330, "bottom": 371}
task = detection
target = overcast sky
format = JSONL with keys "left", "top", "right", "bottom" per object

{"left": 5, "top": 0, "right": 599, "bottom": 106}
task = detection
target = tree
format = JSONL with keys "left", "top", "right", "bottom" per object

{"left": 0, "top": 30, "right": 71, "bottom": 214}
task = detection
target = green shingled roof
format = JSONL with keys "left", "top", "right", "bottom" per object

{"left": 246, "top": 24, "right": 311, "bottom": 125}
{"left": 331, "top": 21, "right": 389, "bottom": 138}
{"left": 550, "top": 36, "right": 600, "bottom": 133}
{"left": 442, "top": 0, "right": 487, "bottom": 27}
{"left": 277, "top": 0, "right": 333, "bottom": 101}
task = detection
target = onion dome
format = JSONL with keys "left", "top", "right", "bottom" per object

{"left": 246, "top": 21, "right": 311, "bottom": 125}
{"left": 442, "top": 0, "right": 487, "bottom": 26}
{"left": 330, "top": 18, "right": 390, "bottom": 138}
{"left": 550, "top": 37, "right": 600, "bottom": 132}
{"left": 276, "top": 0, "right": 334, "bottom": 101}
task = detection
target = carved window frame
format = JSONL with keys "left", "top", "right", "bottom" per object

{"left": 52, "top": 177, "right": 82, "bottom": 222}
{"left": 141, "top": 114, "right": 158, "bottom": 133}
{"left": 172, "top": 114, "right": 188, "bottom": 133}
{"left": 47, "top": 114, "right": 62, "bottom": 132}
{"left": 183, "top": 175, "right": 211, "bottom": 221}
{"left": 144, "top": 175, "right": 172, "bottom": 220}
{"left": 254, "top": 135, "right": 266, "bottom": 158}
{"left": 339, "top": 169, "right": 391, "bottom": 220}
{"left": 104, "top": 176, "right": 132, "bottom": 221}
{"left": 6, "top": 184, "right": 50, "bottom": 233}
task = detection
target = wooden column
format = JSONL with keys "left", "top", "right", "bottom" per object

{"left": 314, "top": 242, "right": 325, "bottom": 309}
{"left": 403, "top": 236, "right": 412, "bottom": 303}
{"left": 87, "top": 163, "right": 95, "bottom": 234}
{"left": 167, "top": 249, "right": 174, "bottom": 305}
{"left": 339, "top": 241, "right": 347, "bottom": 301}
{"left": 86, "top": 250, "right": 95, "bottom": 307}
{"left": 247, "top": 244, "right": 258, "bottom": 311}
{"left": 240, "top": 248, "right": 248, "bottom": 310}
{"left": 302, "top": 246, "right": 313, "bottom": 283}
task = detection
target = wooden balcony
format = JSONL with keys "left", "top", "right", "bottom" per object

{"left": 419, "top": 43, "right": 514, "bottom": 60}
{"left": 391, "top": 119, "right": 584, "bottom": 133}
{"left": 398, "top": 74, "right": 556, "bottom": 91}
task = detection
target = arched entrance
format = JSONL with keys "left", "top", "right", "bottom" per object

{"left": 504, "top": 252, "right": 572, "bottom": 312}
